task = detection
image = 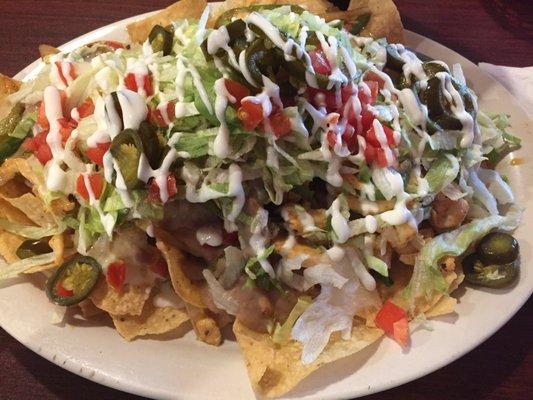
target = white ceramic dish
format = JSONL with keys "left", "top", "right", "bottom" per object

{"left": 1, "top": 11, "right": 532, "bottom": 400}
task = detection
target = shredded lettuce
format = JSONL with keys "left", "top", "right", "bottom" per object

{"left": 0, "top": 219, "right": 64, "bottom": 239}
{"left": 365, "top": 254, "right": 389, "bottom": 277}
{"left": 425, "top": 154, "right": 460, "bottom": 193}
{"left": 0, "top": 252, "right": 56, "bottom": 281}
{"left": 272, "top": 296, "right": 311, "bottom": 344}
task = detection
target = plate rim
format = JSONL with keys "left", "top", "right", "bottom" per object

{"left": 2, "top": 11, "right": 532, "bottom": 400}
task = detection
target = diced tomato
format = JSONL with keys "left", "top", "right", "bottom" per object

{"left": 376, "top": 148, "right": 393, "bottom": 168}
{"left": 328, "top": 123, "right": 358, "bottom": 153}
{"left": 37, "top": 102, "right": 49, "bottom": 130}
{"left": 124, "top": 72, "right": 153, "bottom": 96}
{"left": 34, "top": 142, "right": 53, "bottom": 164}
{"left": 359, "top": 80, "right": 379, "bottom": 105}
{"left": 150, "top": 102, "right": 176, "bottom": 127}
{"left": 57, "top": 118, "right": 76, "bottom": 142}
{"left": 327, "top": 131, "right": 337, "bottom": 148}
{"left": 149, "top": 257, "right": 169, "bottom": 278}
{"left": 360, "top": 107, "right": 375, "bottom": 132}
{"left": 55, "top": 282, "right": 74, "bottom": 297}
{"left": 104, "top": 40, "right": 125, "bottom": 50}
{"left": 148, "top": 174, "right": 178, "bottom": 202}
{"left": 365, "top": 122, "right": 397, "bottom": 148}
{"left": 76, "top": 173, "right": 104, "bottom": 202}
{"left": 364, "top": 71, "right": 385, "bottom": 89}
{"left": 341, "top": 83, "right": 356, "bottom": 103}
{"left": 392, "top": 317, "right": 410, "bottom": 348}
{"left": 238, "top": 100, "right": 264, "bottom": 131}
{"left": 364, "top": 142, "right": 376, "bottom": 164}
{"left": 375, "top": 300, "right": 408, "bottom": 336}
{"left": 22, "top": 131, "right": 52, "bottom": 165}
{"left": 307, "top": 87, "right": 337, "bottom": 111}
{"left": 107, "top": 260, "right": 126, "bottom": 290}
{"left": 55, "top": 61, "right": 77, "bottom": 87}
{"left": 343, "top": 124, "right": 358, "bottom": 152}
{"left": 309, "top": 49, "right": 331, "bottom": 75}
{"left": 76, "top": 98, "right": 95, "bottom": 119}
{"left": 224, "top": 79, "right": 250, "bottom": 107}
{"left": 268, "top": 111, "right": 292, "bottom": 139}
{"left": 85, "top": 142, "right": 110, "bottom": 167}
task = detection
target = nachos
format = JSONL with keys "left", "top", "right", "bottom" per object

{"left": 0, "top": 0, "right": 522, "bottom": 397}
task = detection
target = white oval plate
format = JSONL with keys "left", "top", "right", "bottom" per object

{"left": 1, "top": 11, "right": 532, "bottom": 400}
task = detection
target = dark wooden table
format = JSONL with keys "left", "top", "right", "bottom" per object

{"left": 0, "top": 1, "right": 531, "bottom": 399}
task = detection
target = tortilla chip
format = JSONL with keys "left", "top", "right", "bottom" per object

{"left": 425, "top": 295, "right": 457, "bottom": 318}
{"left": 209, "top": 0, "right": 337, "bottom": 26}
{"left": 234, "top": 319, "right": 383, "bottom": 397}
{"left": 156, "top": 236, "right": 206, "bottom": 308}
{"left": 185, "top": 303, "right": 222, "bottom": 346}
{"left": 0, "top": 157, "right": 69, "bottom": 227}
{"left": 0, "top": 74, "right": 20, "bottom": 119}
{"left": 112, "top": 301, "right": 189, "bottom": 341}
{"left": 38, "top": 44, "right": 60, "bottom": 58}
{"left": 1, "top": 193, "right": 56, "bottom": 227}
{"left": 90, "top": 276, "right": 152, "bottom": 316}
{"left": 127, "top": 0, "right": 207, "bottom": 43}
{"left": 348, "top": 0, "right": 404, "bottom": 43}
{"left": 0, "top": 229, "right": 24, "bottom": 263}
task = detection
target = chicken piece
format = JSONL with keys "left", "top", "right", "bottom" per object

{"left": 274, "top": 237, "right": 323, "bottom": 267}
{"left": 383, "top": 223, "right": 418, "bottom": 252}
{"left": 347, "top": 195, "right": 396, "bottom": 215}
{"left": 281, "top": 204, "right": 326, "bottom": 235}
{"left": 430, "top": 193, "right": 469, "bottom": 232}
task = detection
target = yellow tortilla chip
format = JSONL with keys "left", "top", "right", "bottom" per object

{"left": 0, "top": 229, "right": 24, "bottom": 263}
{"left": 0, "top": 157, "right": 70, "bottom": 227}
{"left": 185, "top": 303, "right": 222, "bottom": 346}
{"left": 0, "top": 74, "right": 20, "bottom": 119}
{"left": 90, "top": 276, "right": 152, "bottom": 316}
{"left": 127, "top": 0, "right": 208, "bottom": 43}
{"left": 209, "top": 0, "right": 337, "bottom": 26}
{"left": 425, "top": 296, "right": 457, "bottom": 318}
{"left": 38, "top": 44, "right": 60, "bottom": 58}
{"left": 112, "top": 301, "right": 189, "bottom": 341}
{"left": 156, "top": 236, "right": 206, "bottom": 308}
{"left": 234, "top": 319, "right": 383, "bottom": 397}
{"left": 348, "top": 0, "right": 404, "bottom": 43}
{"left": 0, "top": 193, "right": 56, "bottom": 227}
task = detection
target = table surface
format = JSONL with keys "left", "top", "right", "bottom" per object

{"left": 0, "top": 1, "right": 532, "bottom": 399}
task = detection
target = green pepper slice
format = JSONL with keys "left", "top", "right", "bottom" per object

{"left": 463, "top": 253, "right": 519, "bottom": 288}
{"left": 0, "top": 103, "right": 26, "bottom": 162}
{"left": 215, "top": 5, "right": 304, "bottom": 28}
{"left": 385, "top": 44, "right": 405, "bottom": 72}
{"left": 350, "top": 13, "right": 371, "bottom": 35}
{"left": 46, "top": 256, "right": 102, "bottom": 306}
{"left": 110, "top": 129, "right": 142, "bottom": 189}
{"left": 16, "top": 239, "right": 53, "bottom": 260}
{"left": 245, "top": 38, "right": 282, "bottom": 85}
{"left": 148, "top": 25, "right": 174, "bottom": 56}
{"left": 423, "top": 61, "right": 448, "bottom": 78}
{"left": 422, "top": 76, "right": 463, "bottom": 131}
{"left": 477, "top": 231, "right": 519, "bottom": 265}
{"left": 137, "top": 121, "right": 164, "bottom": 169}
{"left": 110, "top": 122, "right": 165, "bottom": 188}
